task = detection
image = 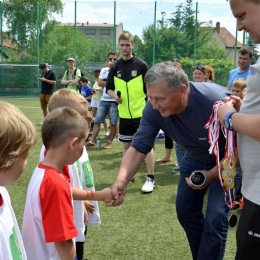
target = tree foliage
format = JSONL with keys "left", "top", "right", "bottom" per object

{"left": 246, "top": 37, "right": 259, "bottom": 64}
{"left": 2, "top": 0, "right": 63, "bottom": 48}
{"left": 133, "top": 0, "right": 229, "bottom": 67}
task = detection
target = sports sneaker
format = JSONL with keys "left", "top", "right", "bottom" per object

{"left": 155, "top": 133, "right": 165, "bottom": 140}
{"left": 141, "top": 177, "right": 155, "bottom": 193}
{"left": 172, "top": 167, "right": 180, "bottom": 173}
{"left": 112, "top": 135, "right": 119, "bottom": 143}
{"left": 104, "top": 141, "right": 113, "bottom": 149}
{"left": 85, "top": 141, "right": 95, "bottom": 147}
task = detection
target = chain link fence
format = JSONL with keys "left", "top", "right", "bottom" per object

{"left": 0, "top": 1, "right": 247, "bottom": 96}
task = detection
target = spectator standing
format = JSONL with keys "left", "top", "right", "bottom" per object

{"left": 38, "top": 63, "right": 56, "bottom": 118}
{"left": 106, "top": 32, "right": 155, "bottom": 192}
{"left": 228, "top": 46, "right": 253, "bottom": 91}
{"left": 204, "top": 65, "right": 215, "bottom": 82}
{"left": 193, "top": 65, "right": 206, "bottom": 82}
{"left": 80, "top": 76, "right": 92, "bottom": 106}
{"left": 232, "top": 78, "right": 247, "bottom": 99}
{"left": 61, "top": 57, "right": 81, "bottom": 91}
{"left": 86, "top": 51, "right": 119, "bottom": 149}
{"left": 91, "top": 68, "right": 109, "bottom": 135}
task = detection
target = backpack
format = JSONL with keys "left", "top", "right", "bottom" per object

{"left": 66, "top": 68, "right": 84, "bottom": 92}
{"left": 66, "top": 68, "right": 84, "bottom": 79}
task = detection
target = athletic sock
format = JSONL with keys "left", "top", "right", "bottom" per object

{"left": 147, "top": 174, "right": 154, "bottom": 180}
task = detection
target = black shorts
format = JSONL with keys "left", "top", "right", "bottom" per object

{"left": 236, "top": 198, "right": 260, "bottom": 260}
{"left": 119, "top": 118, "right": 141, "bottom": 142}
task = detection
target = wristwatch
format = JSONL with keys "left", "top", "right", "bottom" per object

{"left": 223, "top": 111, "right": 236, "bottom": 130}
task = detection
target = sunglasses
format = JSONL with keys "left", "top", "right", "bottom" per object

{"left": 172, "top": 58, "right": 180, "bottom": 62}
{"left": 108, "top": 58, "right": 118, "bottom": 61}
{"left": 193, "top": 65, "right": 204, "bottom": 70}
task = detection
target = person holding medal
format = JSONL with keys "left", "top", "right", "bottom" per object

{"left": 218, "top": 0, "right": 260, "bottom": 259}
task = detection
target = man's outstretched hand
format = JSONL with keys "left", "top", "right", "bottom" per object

{"left": 106, "top": 180, "right": 127, "bottom": 207}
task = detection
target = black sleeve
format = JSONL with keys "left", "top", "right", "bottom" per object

{"left": 142, "top": 61, "right": 149, "bottom": 96}
{"left": 106, "top": 64, "right": 116, "bottom": 93}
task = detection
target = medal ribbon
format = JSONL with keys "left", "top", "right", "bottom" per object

{"left": 204, "top": 101, "right": 235, "bottom": 208}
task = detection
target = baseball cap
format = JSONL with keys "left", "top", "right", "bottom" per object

{"left": 39, "top": 63, "right": 47, "bottom": 69}
{"left": 67, "top": 58, "right": 75, "bottom": 62}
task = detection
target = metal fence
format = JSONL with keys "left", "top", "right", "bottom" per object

{"left": 0, "top": 1, "right": 246, "bottom": 96}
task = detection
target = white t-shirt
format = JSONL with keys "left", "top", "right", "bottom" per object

{"left": 99, "top": 67, "right": 116, "bottom": 102}
{"left": 22, "top": 164, "right": 77, "bottom": 260}
{"left": 39, "top": 145, "right": 101, "bottom": 243}
{"left": 0, "top": 187, "right": 27, "bottom": 260}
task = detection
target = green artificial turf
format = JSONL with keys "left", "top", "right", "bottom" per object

{"left": 2, "top": 98, "right": 237, "bottom": 260}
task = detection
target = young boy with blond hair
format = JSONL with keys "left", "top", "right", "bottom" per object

{"left": 47, "top": 88, "right": 101, "bottom": 259}
{"left": 22, "top": 106, "right": 112, "bottom": 260}
{"left": 232, "top": 78, "right": 247, "bottom": 99}
{"left": 0, "top": 102, "right": 37, "bottom": 259}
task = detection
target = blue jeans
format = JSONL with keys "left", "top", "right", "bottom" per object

{"left": 94, "top": 101, "right": 119, "bottom": 125}
{"left": 176, "top": 153, "right": 229, "bottom": 260}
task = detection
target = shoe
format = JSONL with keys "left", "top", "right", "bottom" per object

{"left": 155, "top": 133, "right": 165, "bottom": 140}
{"left": 141, "top": 177, "right": 155, "bottom": 193}
{"left": 104, "top": 141, "right": 112, "bottom": 149}
{"left": 156, "top": 158, "right": 172, "bottom": 163}
{"left": 172, "top": 168, "right": 180, "bottom": 173}
{"left": 104, "top": 134, "right": 110, "bottom": 140}
{"left": 112, "top": 135, "right": 119, "bottom": 143}
{"left": 85, "top": 141, "right": 95, "bottom": 147}
{"left": 129, "top": 178, "right": 135, "bottom": 184}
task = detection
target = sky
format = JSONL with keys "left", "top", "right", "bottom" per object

{"left": 58, "top": 0, "right": 247, "bottom": 44}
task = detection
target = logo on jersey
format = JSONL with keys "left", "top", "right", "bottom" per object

{"left": 131, "top": 70, "right": 137, "bottom": 77}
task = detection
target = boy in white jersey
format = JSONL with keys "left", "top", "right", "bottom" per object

{"left": 0, "top": 102, "right": 37, "bottom": 260}
{"left": 22, "top": 107, "right": 112, "bottom": 260}
{"left": 42, "top": 88, "right": 101, "bottom": 260}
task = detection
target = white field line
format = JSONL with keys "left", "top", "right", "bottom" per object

{"left": 16, "top": 106, "right": 41, "bottom": 109}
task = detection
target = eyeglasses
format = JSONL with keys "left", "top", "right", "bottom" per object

{"left": 193, "top": 65, "right": 204, "bottom": 70}
{"left": 108, "top": 58, "right": 118, "bottom": 61}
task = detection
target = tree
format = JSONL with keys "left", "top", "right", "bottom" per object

{"left": 133, "top": 0, "right": 229, "bottom": 67}
{"left": 2, "top": 0, "right": 63, "bottom": 48}
{"left": 2, "top": 0, "right": 63, "bottom": 63}
{"left": 246, "top": 37, "right": 259, "bottom": 64}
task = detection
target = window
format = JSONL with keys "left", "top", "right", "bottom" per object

{"left": 86, "top": 29, "right": 96, "bottom": 35}
{"left": 100, "top": 29, "right": 110, "bottom": 35}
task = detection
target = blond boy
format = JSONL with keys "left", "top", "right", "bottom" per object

{"left": 0, "top": 102, "right": 37, "bottom": 259}
{"left": 48, "top": 88, "right": 101, "bottom": 259}
{"left": 232, "top": 78, "right": 247, "bottom": 99}
{"left": 22, "top": 106, "right": 112, "bottom": 260}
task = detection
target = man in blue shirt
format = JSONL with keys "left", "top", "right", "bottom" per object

{"left": 107, "top": 62, "right": 231, "bottom": 260}
{"left": 228, "top": 46, "right": 253, "bottom": 91}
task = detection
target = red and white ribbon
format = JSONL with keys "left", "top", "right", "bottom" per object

{"left": 204, "top": 101, "right": 236, "bottom": 208}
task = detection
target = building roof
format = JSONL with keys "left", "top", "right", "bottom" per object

{"left": 58, "top": 22, "right": 121, "bottom": 28}
{"left": 0, "top": 31, "right": 18, "bottom": 49}
{"left": 214, "top": 22, "right": 242, "bottom": 48}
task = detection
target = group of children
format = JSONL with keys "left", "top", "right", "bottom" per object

{"left": 0, "top": 88, "right": 113, "bottom": 260}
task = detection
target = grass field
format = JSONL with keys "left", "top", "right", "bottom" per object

{"left": 1, "top": 97, "right": 237, "bottom": 260}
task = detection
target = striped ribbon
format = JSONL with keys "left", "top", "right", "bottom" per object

{"left": 204, "top": 101, "right": 236, "bottom": 208}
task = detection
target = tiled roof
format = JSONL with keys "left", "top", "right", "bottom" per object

{"left": 0, "top": 31, "right": 18, "bottom": 49}
{"left": 217, "top": 27, "right": 242, "bottom": 48}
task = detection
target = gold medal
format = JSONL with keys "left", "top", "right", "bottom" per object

{"left": 222, "top": 157, "right": 237, "bottom": 189}
{"left": 224, "top": 177, "right": 234, "bottom": 189}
